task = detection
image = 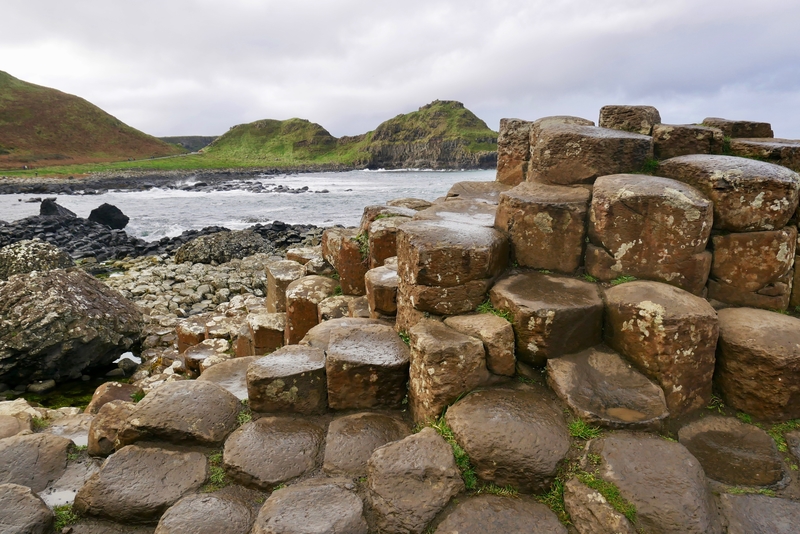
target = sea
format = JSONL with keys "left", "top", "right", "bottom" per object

{"left": 0, "top": 169, "right": 494, "bottom": 241}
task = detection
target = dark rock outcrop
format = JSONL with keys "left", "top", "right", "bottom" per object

{"left": 88, "top": 203, "right": 129, "bottom": 229}
{"left": 175, "top": 230, "right": 272, "bottom": 264}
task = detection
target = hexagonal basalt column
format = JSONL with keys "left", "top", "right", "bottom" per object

{"left": 284, "top": 275, "right": 338, "bottom": 345}
{"left": 246, "top": 345, "right": 327, "bottom": 414}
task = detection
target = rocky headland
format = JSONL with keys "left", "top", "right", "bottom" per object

{"left": 1, "top": 105, "right": 800, "bottom": 533}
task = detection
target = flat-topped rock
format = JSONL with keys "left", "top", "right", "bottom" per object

{"left": 495, "top": 182, "right": 591, "bottom": 273}
{"left": 116, "top": 380, "right": 240, "bottom": 447}
{"left": 656, "top": 154, "right": 800, "bottom": 231}
{"left": 729, "top": 137, "right": 800, "bottom": 171}
{"left": 284, "top": 275, "right": 338, "bottom": 345}
{"left": 266, "top": 260, "right": 306, "bottom": 313}
{"left": 587, "top": 174, "right": 713, "bottom": 294}
{"left": 223, "top": 417, "right": 324, "bottom": 490}
{"left": 247, "top": 345, "right": 327, "bottom": 414}
{"left": 247, "top": 311, "right": 285, "bottom": 355}
{"left": 326, "top": 324, "right": 410, "bottom": 410}
{"left": 365, "top": 265, "right": 399, "bottom": 317}
{"left": 84, "top": 381, "right": 142, "bottom": 414}
{"left": 197, "top": 356, "right": 258, "bottom": 400}
{"left": 604, "top": 281, "right": 718, "bottom": 416}
{"left": 497, "top": 118, "right": 533, "bottom": 186}
{"left": 299, "top": 317, "right": 385, "bottom": 350}
{"left": 489, "top": 271, "right": 603, "bottom": 365}
{"left": 285, "top": 246, "right": 321, "bottom": 265}
{"left": 321, "top": 227, "right": 368, "bottom": 296}
{"left": 563, "top": 477, "right": 637, "bottom": 534}
{"left": 252, "top": 478, "right": 367, "bottom": 534}
{"left": 592, "top": 433, "right": 722, "bottom": 534}
{"left": 702, "top": 117, "right": 773, "bottom": 138}
{"left": 528, "top": 115, "right": 596, "bottom": 148}
{"left": 547, "top": 345, "right": 669, "bottom": 429}
{"left": 678, "top": 416, "right": 782, "bottom": 486}
{"left": 87, "top": 400, "right": 135, "bottom": 457}
{"left": 397, "top": 219, "right": 508, "bottom": 287}
{"left": 348, "top": 295, "right": 371, "bottom": 318}
{"left": 408, "top": 320, "right": 489, "bottom": 423}
{"left": 412, "top": 198, "right": 498, "bottom": 228}
{"left": 652, "top": 123, "right": 725, "bottom": 159}
{"left": 445, "top": 181, "right": 512, "bottom": 204}
{"left": 176, "top": 314, "right": 208, "bottom": 352}
{"left": 0, "top": 483, "right": 54, "bottom": 534}
{"left": 358, "top": 204, "right": 417, "bottom": 235}
{"left": 435, "top": 495, "right": 566, "bottom": 534}
{"left": 444, "top": 314, "right": 516, "bottom": 376}
{"left": 708, "top": 227, "right": 796, "bottom": 310}
{"left": 446, "top": 386, "right": 570, "bottom": 493}
{"left": 154, "top": 493, "right": 254, "bottom": 534}
{"left": 528, "top": 124, "right": 653, "bottom": 185}
{"left": 317, "top": 295, "right": 354, "bottom": 321}
{"left": 715, "top": 307, "right": 800, "bottom": 420}
{"left": 40, "top": 457, "right": 101, "bottom": 508}
{"left": 74, "top": 445, "right": 207, "bottom": 524}
{"left": 599, "top": 105, "right": 661, "bottom": 135}
{"left": 401, "top": 278, "right": 492, "bottom": 316}
{"left": 368, "top": 428, "right": 464, "bottom": 534}
{"left": 323, "top": 412, "right": 411, "bottom": 476}
{"left": 368, "top": 216, "right": 410, "bottom": 268}
{"left": 184, "top": 338, "right": 230, "bottom": 372}
{"left": 719, "top": 493, "right": 800, "bottom": 534}
{"left": 0, "top": 433, "right": 71, "bottom": 492}
{"left": 387, "top": 197, "right": 433, "bottom": 211}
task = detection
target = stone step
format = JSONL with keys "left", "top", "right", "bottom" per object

{"left": 412, "top": 198, "right": 498, "bottom": 227}
{"left": 701, "top": 117, "right": 773, "bottom": 138}
{"left": 265, "top": 259, "right": 305, "bottom": 313}
{"left": 652, "top": 123, "right": 724, "bottom": 159}
{"left": 284, "top": 275, "right": 338, "bottom": 345}
{"left": 730, "top": 137, "right": 800, "bottom": 172}
{"left": 599, "top": 105, "right": 661, "bottom": 135}
{"left": 444, "top": 180, "right": 511, "bottom": 204}
{"left": 246, "top": 345, "right": 327, "bottom": 415}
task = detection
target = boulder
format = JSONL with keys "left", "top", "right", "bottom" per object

{"left": 445, "top": 181, "right": 512, "bottom": 204}
{"left": 367, "top": 428, "right": 464, "bottom": 534}
{"left": 40, "top": 198, "right": 76, "bottom": 217}
{"left": 0, "top": 268, "right": 143, "bottom": 385}
{"left": 88, "top": 203, "right": 129, "bottom": 230}
{"left": 788, "top": 430, "right": 800, "bottom": 461}
{"left": 365, "top": 265, "right": 399, "bottom": 317}
{"left": 701, "top": 117, "right": 773, "bottom": 138}
{"left": 0, "top": 238, "right": 74, "bottom": 280}
{"left": 413, "top": 198, "right": 498, "bottom": 228}
{"left": 435, "top": 495, "right": 566, "bottom": 534}
{"left": 326, "top": 324, "right": 410, "bottom": 410}
{"left": 247, "top": 311, "right": 285, "bottom": 355}
{"left": 563, "top": 477, "right": 637, "bottom": 534}
{"left": 489, "top": 271, "right": 603, "bottom": 365}
{"left": 651, "top": 124, "right": 724, "bottom": 159}
{"left": 154, "top": 493, "right": 254, "bottom": 534}
{"left": 368, "top": 216, "right": 410, "bottom": 268}
{"left": 84, "top": 381, "right": 143, "bottom": 414}
{"left": 408, "top": 320, "right": 489, "bottom": 423}
{"left": 223, "top": 417, "right": 324, "bottom": 490}
{"left": 494, "top": 182, "right": 590, "bottom": 273}
{"left": 443, "top": 314, "right": 515, "bottom": 376}
{"left": 591, "top": 433, "right": 722, "bottom": 534}
{"left": 395, "top": 283, "right": 434, "bottom": 333}
{"left": 299, "top": 317, "right": 385, "bottom": 351}
{"left": 0, "top": 483, "right": 54, "bottom": 534}
{"left": 265, "top": 260, "right": 305, "bottom": 313}
{"left": 496, "top": 118, "right": 533, "bottom": 186}
{"left": 528, "top": 124, "right": 653, "bottom": 185}
{"left": 304, "top": 255, "right": 335, "bottom": 276}
{"left": 656, "top": 154, "right": 800, "bottom": 231}
{"left": 74, "top": 445, "right": 207, "bottom": 523}
{"left": 708, "top": 227, "right": 796, "bottom": 310}
{"left": 0, "top": 432, "right": 71, "bottom": 492}
{"left": 246, "top": 346, "right": 327, "bottom": 414}
{"left": 720, "top": 493, "right": 800, "bottom": 534}
{"left": 586, "top": 174, "right": 713, "bottom": 294}
{"left": 397, "top": 219, "right": 508, "bottom": 287}
{"left": 715, "top": 307, "right": 800, "bottom": 420}
{"left": 284, "top": 275, "right": 338, "bottom": 345}
{"left": 116, "top": 380, "right": 240, "bottom": 447}
{"left": 251, "top": 478, "right": 367, "bottom": 534}
{"left": 323, "top": 412, "right": 411, "bottom": 476}
{"left": 604, "top": 281, "right": 718, "bottom": 416}
{"left": 729, "top": 137, "right": 800, "bottom": 172}
{"left": 197, "top": 356, "right": 258, "bottom": 400}
{"left": 320, "top": 227, "right": 368, "bottom": 295}
{"left": 445, "top": 386, "right": 570, "bottom": 493}
{"left": 317, "top": 295, "right": 354, "bottom": 321}
{"left": 87, "top": 400, "right": 135, "bottom": 457}
{"left": 0, "top": 414, "right": 30, "bottom": 439}
{"left": 546, "top": 345, "right": 669, "bottom": 429}
{"left": 234, "top": 323, "right": 255, "bottom": 357}
{"left": 175, "top": 230, "right": 271, "bottom": 264}
{"left": 678, "top": 416, "right": 782, "bottom": 486}
{"left": 598, "top": 105, "right": 661, "bottom": 135}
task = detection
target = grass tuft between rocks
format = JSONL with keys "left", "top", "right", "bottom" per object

{"left": 353, "top": 233, "right": 369, "bottom": 261}
{"left": 31, "top": 416, "right": 50, "bottom": 431}
{"left": 425, "top": 416, "right": 478, "bottom": 490}
{"left": 475, "top": 300, "right": 514, "bottom": 323}
{"left": 54, "top": 504, "right": 79, "bottom": 530}
{"left": 727, "top": 486, "right": 776, "bottom": 497}
{"left": 568, "top": 419, "right": 603, "bottom": 440}
{"left": 67, "top": 444, "right": 88, "bottom": 461}
{"left": 201, "top": 451, "right": 231, "bottom": 493}
{"left": 610, "top": 275, "right": 637, "bottom": 286}
{"left": 576, "top": 472, "right": 637, "bottom": 523}
{"left": 398, "top": 330, "right": 410, "bottom": 346}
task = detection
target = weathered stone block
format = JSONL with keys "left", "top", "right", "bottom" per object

{"left": 702, "top": 117, "right": 773, "bottom": 138}
{"left": 348, "top": 295, "right": 371, "bottom": 318}
{"left": 176, "top": 314, "right": 207, "bottom": 353}
{"left": 604, "top": 281, "right": 718, "bottom": 416}
{"left": 444, "top": 314, "right": 516, "bottom": 376}
{"left": 358, "top": 205, "right": 416, "bottom": 235}
{"left": 412, "top": 198, "right": 498, "bottom": 227}
{"left": 247, "top": 311, "right": 285, "bottom": 355}
{"left": 494, "top": 182, "right": 590, "bottom": 273}
{"left": 317, "top": 295, "right": 355, "bottom": 322}
{"left": 587, "top": 174, "right": 713, "bottom": 294}
{"left": 445, "top": 181, "right": 511, "bottom": 204}
{"left": 284, "top": 275, "right": 338, "bottom": 345}
{"left": 367, "top": 216, "right": 409, "bottom": 268}
{"left": 489, "top": 272, "right": 603, "bottom": 366}
{"left": 402, "top": 278, "right": 491, "bottom": 316}
{"left": 285, "top": 246, "right": 321, "bottom": 265}
{"left": 386, "top": 197, "right": 432, "bottom": 211}
{"left": 657, "top": 154, "right": 800, "bottom": 231}
{"left": 729, "top": 137, "right": 800, "bottom": 172}
{"left": 265, "top": 260, "right": 306, "bottom": 313}
{"left": 365, "top": 265, "right": 399, "bottom": 317}
{"left": 246, "top": 345, "right": 327, "bottom": 414}
{"left": 323, "top": 413, "right": 410, "bottom": 477}
{"left": 599, "top": 105, "right": 661, "bottom": 135}
{"left": 497, "top": 118, "right": 532, "bottom": 186}
{"left": 321, "top": 227, "right": 368, "bottom": 295}
{"left": 652, "top": 123, "right": 724, "bottom": 159}
{"left": 325, "top": 324, "right": 409, "bottom": 410}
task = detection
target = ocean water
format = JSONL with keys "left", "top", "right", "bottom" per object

{"left": 0, "top": 169, "right": 494, "bottom": 241}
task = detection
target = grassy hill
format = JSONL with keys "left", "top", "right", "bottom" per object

{"left": 0, "top": 71, "right": 183, "bottom": 169}
{"left": 159, "top": 136, "right": 217, "bottom": 152}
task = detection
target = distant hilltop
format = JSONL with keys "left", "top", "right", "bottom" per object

{"left": 0, "top": 71, "right": 183, "bottom": 169}
{"left": 203, "top": 100, "right": 498, "bottom": 170}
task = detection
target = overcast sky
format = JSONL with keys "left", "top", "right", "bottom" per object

{"left": 3, "top": 0, "right": 800, "bottom": 138}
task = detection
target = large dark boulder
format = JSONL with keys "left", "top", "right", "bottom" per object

{"left": 88, "top": 203, "right": 129, "bottom": 230}
{"left": 39, "top": 198, "right": 76, "bottom": 217}
{"left": 0, "top": 238, "right": 74, "bottom": 280}
{"left": 175, "top": 230, "right": 272, "bottom": 264}
{"left": 0, "top": 268, "right": 144, "bottom": 385}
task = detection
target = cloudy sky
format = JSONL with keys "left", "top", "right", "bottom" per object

{"left": 3, "top": 0, "right": 800, "bottom": 138}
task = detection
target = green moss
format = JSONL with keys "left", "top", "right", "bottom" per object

{"left": 131, "top": 390, "right": 145, "bottom": 403}
{"left": 727, "top": 486, "right": 776, "bottom": 497}
{"left": 610, "top": 275, "right": 637, "bottom": 286}
{"left": 475, "top": 300, "right": 514, "bottom": 323}
{"left": 201, "top": 451, "right": 231, "bottom": 492}
{"left": 582, "top": 274, "right": 598, "bottom": 283}
{"left": 31, "top": 416, "right": 50, "bottom": 431}
{"left": 577, "top": 472, "right": 637, "bottom": 523}
{"left": 640, "top": 158, "right": 660, "bottom": 173}
{"left": 54, "top": 504, "right": 80, "bottom": 530}
{"left": 766, "top": 419, "right": 800, "bottom": 453}
{"left": 67, "top": 444, "right": 88, "bottom": 461}
{"left": 707, "top": 394, "right": 725, "bottom": 413}
{"left": 353, "top": 233, "right": 369, "bottom": 261}
{"left": 474, "top": 483, "right": 519, "bottom": 497}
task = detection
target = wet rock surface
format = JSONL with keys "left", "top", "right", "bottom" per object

{"left": 719, "top": 493, "right": 800, "bottom": 534}
{"left": 154, "top": 493, "right": 255, "bottom": 534}
{"left": 246, "top": 346, "right": 327, "bottom": 414}
{"left": 0, "top": 483, "right": 54, "bottom": 534}
{"left": 563, "top": 477, "right": 637, "bottom": 534}
{"left": 323, "top": 412, "right": 411, "bottom": 476}
{"left": 435, "top": 494, "right": 566, "bottom": 534}
{"left": 0, "top": 431, "right": 71, "bottom": 492}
